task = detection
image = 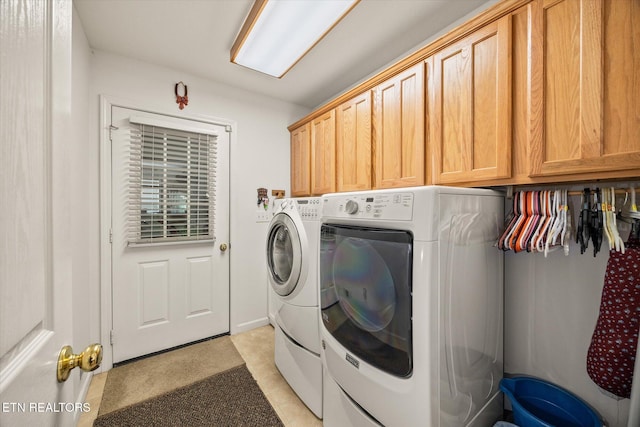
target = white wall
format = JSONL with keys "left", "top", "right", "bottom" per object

{"left": 504, "top": 187, "right": 638, "bottom": 427}
{"left": 87, "top": 49, "right": 309, "bottom": 344}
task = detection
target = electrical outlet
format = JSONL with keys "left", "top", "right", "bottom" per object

{"left": 256, "top": 209, "right": 270, "bottom": 223}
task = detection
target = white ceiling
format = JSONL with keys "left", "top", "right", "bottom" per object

{"left": 74, "top": 0, "right": 493, "bottom": 110}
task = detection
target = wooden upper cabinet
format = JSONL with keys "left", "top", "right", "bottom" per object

{"left": 529, "top": 0, "right": 640, "bottom": 176}
{"left": 290, "top": 123, "right": 311, "bottom": 197}
{"left": 373, "top": 63, "right": 425, "bottom": 188}
{"left": 290, "top": 0, "right": 639, "bottom": 193}
{"left": 336, "top": 91, "right": 372, "bottom": 192}
{"left": 430, "top": 14, "right": 512, "bottom": 184}
{"left": 311, "top": 109, "right": 336, "bottom": 195}
{"left": 509, "top": 2, "right": 535, "bottom": 182}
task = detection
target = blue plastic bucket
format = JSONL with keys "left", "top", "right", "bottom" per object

{"left": 500, "top": 377, "right": 601, "bottom": 427}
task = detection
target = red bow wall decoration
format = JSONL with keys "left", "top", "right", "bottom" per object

{"left": 175, "top": 81, "right": 188, "bottom": 110}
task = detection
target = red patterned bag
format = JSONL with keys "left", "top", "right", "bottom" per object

{"left": 586, "top": 237, "right": 640, "bottom": 398}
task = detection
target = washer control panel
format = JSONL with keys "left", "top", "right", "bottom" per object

{"left": 324, "top": 192, "right": 414, "bottom": 220}
{"left": 293, "top": 198, "right": 321, "bottom": 220}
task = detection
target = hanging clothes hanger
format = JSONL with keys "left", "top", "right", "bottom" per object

{"left": 619, "top": 187, "right": 640, "bottom": 221}
{"left": 534, "top": 190, "right": 553, "bottom": 253}
{"left": 506, "top": 191, "right": 525, "bottom": 251}
{"left": 508, "top": 191, "right": 529, "bottom": 252}
{"left": 602, "top": 188, "right": 614, "bottom": 250}
{"left": 498, "top": 191, "right": 520, "bottom": 251}
{"left": 545, "top": 189, "right": 566, "bottom": 257}
{"left": 590, "top": 188, "right": 604, "bottom": 257}
{"left": 544, "top": 190, "right": 560, "bottom": 256}
{"left": 513, "top": 191, "right": 530, "bottom": 252}
{"left": 617, "top": 186, "right": 640, "bottom": 242}
{"left": 610, "top": 187, "right": 624, "bottom": 253}
{"left": 522, "top": 191, "right": 542, "bottom": 252}
{"left": 499, "top": 185, "right": 638, "bottom": 256}
{"left": 577, "top": 188, "right": 591, "bottom": 254}
{"left": 516, "top": 191, "right": 539, "bottom": 252}
{"left": 562, "top": 189, "right": 571, "bottom": 256}
{"left": 556, "top": 189, "right": 567, "bottom": 247}
{"left": 630, "top": 186, "right": 640, "bottom": 219}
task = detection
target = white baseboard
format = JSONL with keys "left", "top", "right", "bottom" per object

{"left": 232, "top": 317, "right": 270, "bottom": 335}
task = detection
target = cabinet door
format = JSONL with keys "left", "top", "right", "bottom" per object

{"left": 529, "top": 0, "right": 640, "bottom": 176}
{"left": 311, "top": 110, "right": 336, "bottom": 195}
{"left": 336, "top": 92, "right": 372, "bottom": 191}
{"left": 373, "top": 63, "right": 425, "bottom": 188}
{"left": 290, "top": 123, "right": 311, "bottom": 197}
{"left": 431, "top": 15, "right": 512, "bottom": 184}
{"left": 509, "top": 2, "right": 535, "bottom": 182}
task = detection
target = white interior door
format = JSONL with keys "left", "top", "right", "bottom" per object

{"left": 0, "top": 1, "right": 78, "bottom": 426}
{"left": 110, "top": 106, "right": 230, "bottom": 363}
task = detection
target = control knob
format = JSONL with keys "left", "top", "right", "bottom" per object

{"left": 345, "top": 200, "right": 359, "bottom": 215}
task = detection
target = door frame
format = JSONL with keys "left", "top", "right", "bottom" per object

{"left": 99, "top": 95, "right": 235, "bottom": 370}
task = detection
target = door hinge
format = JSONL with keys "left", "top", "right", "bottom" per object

{"left": 110, "top": 330, "right": 115, "bottom": 345}
{"left": 109, "top": 228, "right": 113, "bottom": 243}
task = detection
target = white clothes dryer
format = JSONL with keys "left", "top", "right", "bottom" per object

{"left": 320, "top": 186, "right": 504, "bottom": 427}
{"left": 266, "top": 197, "right": 323, "bottom": 418}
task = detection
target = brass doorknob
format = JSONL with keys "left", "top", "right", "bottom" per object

{"left": 57, "top": 343, "right": 103, "bottom": 382}
{"left": 220, "top": 243, "right": 228, "bottom": 252}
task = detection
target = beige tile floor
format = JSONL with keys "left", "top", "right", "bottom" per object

{"left": 77, "top": 325, "right": 322, "bottom": 427}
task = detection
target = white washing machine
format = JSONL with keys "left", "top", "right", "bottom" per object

{"left": 320, "top": 186, "right": 504, "bottom": 427}
{"left": 266, "top": 197, "right": 322, "bottom": 418}
{"left": 267, "top": 198, "right": 286, "bottom": 328}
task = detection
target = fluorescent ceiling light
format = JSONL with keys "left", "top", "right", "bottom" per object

{"left": 231, "top": 0, "right": 360, "bottom": 78}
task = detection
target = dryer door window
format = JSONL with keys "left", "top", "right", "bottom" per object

{"left": 320, "top": 224, "right": 413, "bottom": 377}
{"left": 267, "top": 213, "right": 302, "bottom": 296}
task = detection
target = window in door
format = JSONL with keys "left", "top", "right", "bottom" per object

{"left": 128, "top": 123, "right": 217, "bottom": 245}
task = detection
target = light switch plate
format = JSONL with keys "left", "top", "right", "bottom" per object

{"left": 256, "top": 209, "right": 270, "bottom": 223}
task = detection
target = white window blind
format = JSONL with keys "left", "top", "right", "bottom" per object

{"left": 128, "top": 122, "right": 217, "bottom": 245}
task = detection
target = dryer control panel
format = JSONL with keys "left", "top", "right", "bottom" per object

{"left": 323, "top": 192, "right": 414, "bottom": 220}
